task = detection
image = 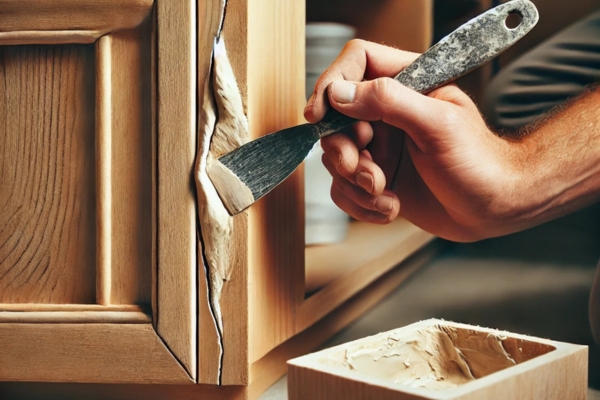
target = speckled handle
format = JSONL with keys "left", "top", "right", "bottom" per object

{"left": 315, "top": 0, "right": 539, "bottom": 139}
{"left": 395, "top": 0, "right": 538, "bottom": 93}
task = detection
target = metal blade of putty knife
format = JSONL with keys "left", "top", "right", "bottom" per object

{"left": 207, "top": 0, "right": 539, "bottom": 216}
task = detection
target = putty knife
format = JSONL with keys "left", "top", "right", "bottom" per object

{"left": 208, "top": 0, "right": 539, "bottom": 215}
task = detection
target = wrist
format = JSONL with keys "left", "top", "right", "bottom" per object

{"left": 495, "top": 123, "right": 600, "bottom": 232}
{"left": 461, "top": 132, "right": 541, "bottom": 239}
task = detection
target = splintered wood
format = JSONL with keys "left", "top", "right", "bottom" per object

{"left": 196, "top": 35, "right": 248, "bottom": 382}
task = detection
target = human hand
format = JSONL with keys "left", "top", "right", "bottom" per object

{"left": 304, "top": 40, "right": 529, "bottom": 242}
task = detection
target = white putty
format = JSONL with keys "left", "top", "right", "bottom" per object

{"left": 321, "top": 325, "right": 520, "bottom": 391}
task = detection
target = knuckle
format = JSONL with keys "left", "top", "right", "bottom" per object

{"left": 433, "top": 106, "right": 461, "bottom": 130}
{"left": 364, "top": 210, "right": 391, "bottom": 225}
{"left": 343, "top": 38, "right": 367, "bottom": 52}
{"left": 329, "top": 184, "right": 347, "bottom": 209}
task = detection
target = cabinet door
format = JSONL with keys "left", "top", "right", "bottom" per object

{"left": 0, "top": 0, "right": 195, "bottom": 384}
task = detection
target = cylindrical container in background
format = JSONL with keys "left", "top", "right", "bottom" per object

{"left": 305, "top": 22, "right": 356, "bottom": 246}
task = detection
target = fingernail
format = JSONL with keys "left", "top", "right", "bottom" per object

{"left": 375, "top": 195, "right": 394, "bottom": 214}
{"left": 331, "top": 80, "right": 356, "bottom": 104}
{"left": 355, "top": 171, "right": 374, "bottom": 193}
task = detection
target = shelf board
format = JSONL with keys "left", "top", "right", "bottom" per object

{"left": 300, "top": 218, "right": 434, "bottom": 332}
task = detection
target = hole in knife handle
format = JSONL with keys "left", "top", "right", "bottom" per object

{"left": 505, "top": 10, "right": 524, "bottom": 30}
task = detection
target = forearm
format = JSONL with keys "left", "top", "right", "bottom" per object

{"left": 507, "top": 85, "right": 600, "bottom": 228}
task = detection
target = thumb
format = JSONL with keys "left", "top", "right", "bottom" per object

{"left": 327, "top": 78, "right": 451, "bottom": 151}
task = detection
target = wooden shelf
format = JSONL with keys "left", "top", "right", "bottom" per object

{"left": 305, "top": 219, "right": 434, "bottom": 293}
{"left": 300, "top": 219, "right": 434, "bottom": 333}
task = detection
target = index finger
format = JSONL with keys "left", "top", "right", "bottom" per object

{"left": 304, "top": 39, "right": 420, "bottom": 123}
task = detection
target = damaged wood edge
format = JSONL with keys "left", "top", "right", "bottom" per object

{"left": 196, "top": 0, "right": 251, "bottom": 385}
{"left": 196, "top": 50, "right": 224, "bottom": 385}
{"left": 196, "top": 36, "right": 249, "bottom": 386}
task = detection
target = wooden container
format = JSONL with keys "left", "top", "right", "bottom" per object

{"left": 288, "top": 319, "right": 588, "bottom": 400}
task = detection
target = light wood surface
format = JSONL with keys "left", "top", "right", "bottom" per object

{"left": 300, "top": 221, "right": 433, "bottom": 331}
{"left": 196, "top": 0, "right": 306, "bottom": 385}
{"left": 0, "top": 0, "right": 152, "bottom": 34}
{"left": 0, "top": 303, "right": 144, "bottom": 312}
{"left": 0, "top": 382, "right": 247, "bottom": 400}
{"left": 0, "top": 323, "right": 192, "bottom": 384}
{"left": 305, "top": 219, "right": 434, "bottom": 292}
{"left": 0, "top": 44, "right": 97, "bottom": 304}
{"left": 288, "top": 319, "right": 588, "bottom": 400}
{"left": 0, "top": 242, "right": 441, "bottom": 399}
{"left": 0, "top": 310, "right": 151, "bottom": 324}
{"left": 0, "top": 31, "right": 99, "bottom": 45}
{"left": 104, "top": 24, "right": 153, "bottom": 305}
{"left": 96, "top": 34, "right": 113, "bottom": 305}
{"left": 217, "top": 0, "right": 251, "bottom": 386}
{"left": 196, "top": 0, "right": 231, "bottom": 386}
{"left": 156, "top": 0, "right": 197, "bottom": 380}
{"left": 245, "top": 0, "right": 307, "bottom": 366}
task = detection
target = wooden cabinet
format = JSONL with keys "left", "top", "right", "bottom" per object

{"left": 0, "top": 1, "right": 436, "bottom": 399}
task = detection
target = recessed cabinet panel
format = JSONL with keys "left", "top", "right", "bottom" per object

{"left": 0, "top": 44, "right": 97, "bottom": 304}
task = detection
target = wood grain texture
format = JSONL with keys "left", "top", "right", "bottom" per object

{"left": 0, "top": 310, "right": 150, "bottom": 323}
{"left": 213, "top": 0, "right": 252, "bottom": 386}
{"left": 95, "top": 17, "right": 153, "bottom": 307}
{"left": 96, "top": 35, "right": 112, "bottom": 305}
{"left": 195, "top": 1, "right": 222, "bottom": 379}
{"left": 156, "top": 0, "right": 197, "bottom": 380}
{"left": 245, "top": 0, "right": 307, "bottom": 367}
{"left": 198, "top": 0, "right": 306, "bottom": 384}
{"left": 0, "top": 242, "right": 440, "bottom": 398}
{"left": 0, "top": 382, "right": 247, "bottom": 400}
{"left": 287, "top": 319, "right": 588, "bottom": 400}
{"left": 106, "top": 22, "right": 153, "bottom": 305}
{"left": 198, "top": 242, "right": 224, "bottom": 384}
{"left": 196, "top": 31, "right": 242, "bottom": 379}
{"left": 0, "top": 303, "right": 145, "bottom": 312}
{"left": 0, "top": 323, "right": 192, "bottom": 384}
{"left": 0, "top": 44, "right": 97, "bottom": 304}
{"left": 0, "top": 31, "right": 99, "bottom": 45}
{"left": 0, "top": 0, "right": 152, "bottom": 34}
{"left": 150, "top": 2, "right": 159, "bottom": 331}
{"left": 306, "top": 0, "right": 432, "bottom": 52}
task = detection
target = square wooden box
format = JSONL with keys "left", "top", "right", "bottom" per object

{"left": 288, "top": 319, "right": 588, "bottom": 400}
